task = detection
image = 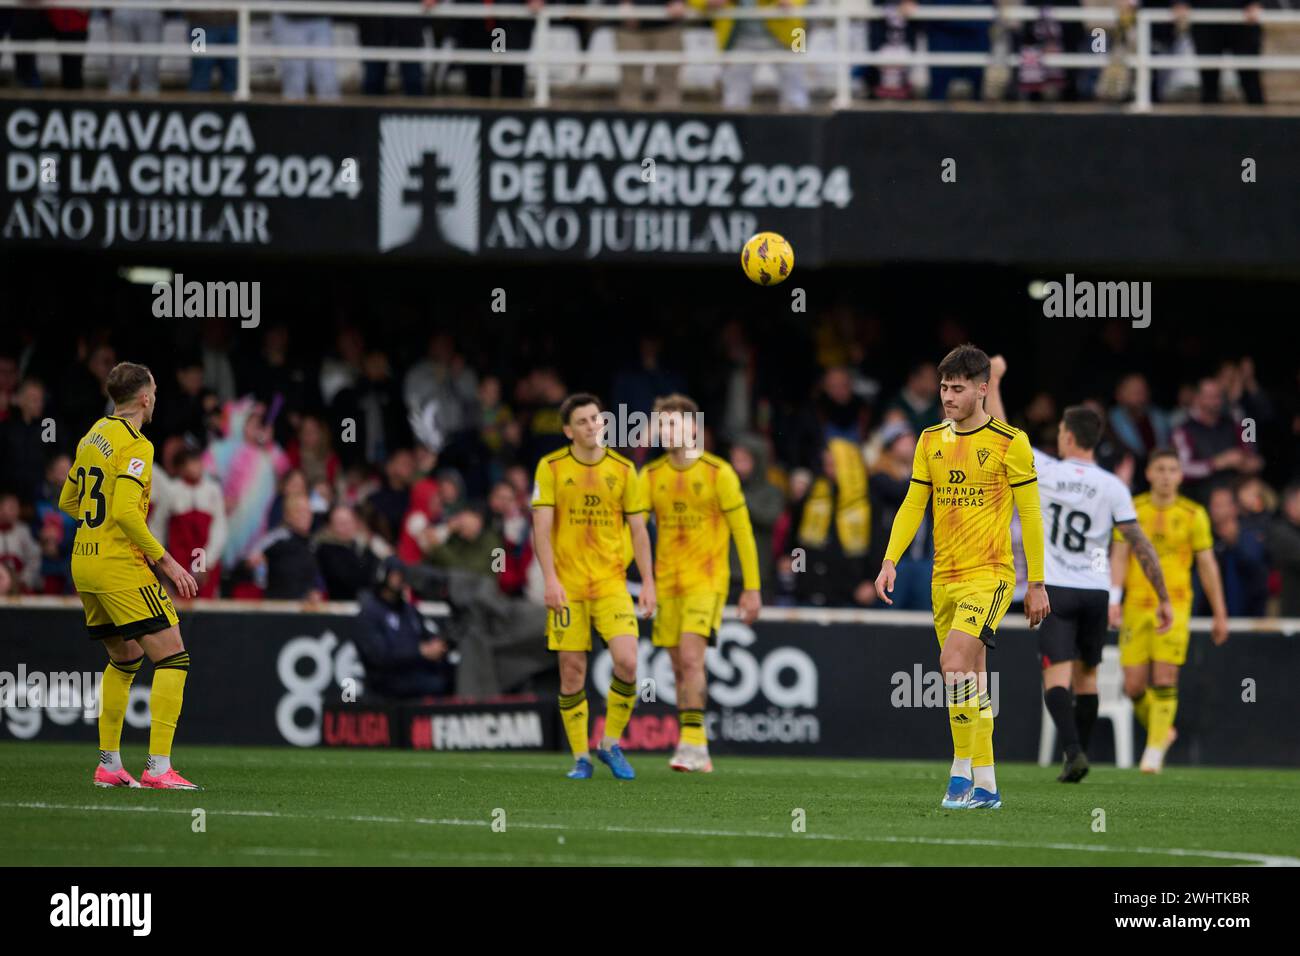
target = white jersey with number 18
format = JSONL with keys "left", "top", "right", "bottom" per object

{"left": 1035, "top": 450, "right": 1137, "bottom": 591}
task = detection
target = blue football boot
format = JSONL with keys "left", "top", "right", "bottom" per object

{"left": 941, "top": 775, "right": 973, "bottom": 809}
{"left": 595, "top": 743, "right": 636, "bottom": 780}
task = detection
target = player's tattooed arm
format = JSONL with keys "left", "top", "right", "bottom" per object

{"left": 1115, "top": 520, "right": 1169, "bottom": 602}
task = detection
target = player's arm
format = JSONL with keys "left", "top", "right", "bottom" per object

{"left": 720, "top": 465, "right": 761, "bottom": 624}
{"left": 529, "top": 459, "right": 564, "bottom": 612}
{"left": 117, "top": 444, "right": 198, "bottom": 599}
{"left": 624, "top": 468, "right": 655, "bottom": 617}
{"left": 531, "top": 506, "right": 564, "bottom": 613}
{"left": 985, "top": 354, "right": 1008, "bottom": 421}
{"left": 1192, "top": 506, "right": 1228, "bottom": 645}
{"left": 1115, "top": 520, "right": 1173, "bottom": 632}
{"left": 58, "top": 468, "right": 80, "bottom": 520}
{"left": 1195, "top": 549, "right": 1229, "bottom": 645}
{"left": 986, "top": 357, "right": 1059, "bottom": 466}
{"left": 1109, "top": 532, "right": 1130, "bottom": 629}
{"left": 877, "top": 436, "right": 931, "bottom": 604}
{"left": 1005, "top": 429, "right": 1050, "bottom": 626}
{"left": 627, "top": 511, "right": 656, "bottom": 618}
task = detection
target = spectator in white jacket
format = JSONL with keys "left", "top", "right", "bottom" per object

{"left": 148, "top": 446, "right": 228, "bottom": 598}
{"left": 0, "top": 490, "right": 40, "bottom": 593}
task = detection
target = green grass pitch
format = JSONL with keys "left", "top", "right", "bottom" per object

{"left": 2, "top": 742, "right": 1298, "bottom": 866}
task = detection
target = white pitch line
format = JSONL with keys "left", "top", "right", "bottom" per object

{"left": 3, "top": 800, "right": 1296, "bottom": 866}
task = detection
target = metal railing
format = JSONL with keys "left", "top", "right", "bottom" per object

{"left": 0, "top": 0, "right": 1296, "bottom": 111}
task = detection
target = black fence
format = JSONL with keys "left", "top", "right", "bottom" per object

{"left": 5, "top": 100, "right": 1300, "bottom": 270}
{"left": 1, "top": 602, "right": 1296, "bottom": 766}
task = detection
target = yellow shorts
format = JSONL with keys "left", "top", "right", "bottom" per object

{"left": 80, "top": 583, "right": 179, "bottom": 641}
{"left": 547, "top": 592, "right": 638, "bottom": 652}
{"left": 932, "top": 577, "right": 1014, "bottom": 649}
{"left": 1119, "top": 603, "right": 1191, "bottom": 667}
{"left": 653, "top": 592, "right": 724, "bottom": 648}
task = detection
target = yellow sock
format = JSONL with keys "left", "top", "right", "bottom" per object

{"left": 972, "top": 691, "right": 995, "bottom": 769}
{"left": 946, "top": 676, "right": 980, "bottom": 759}
{"left": 603, "top": 676, "right": 637, "bottom": 744}
{"left": 1147, "top": 684, "right": 1178, "bottom": 751}
{"left": 679, "top": 709, "right": 706, "bottom": 747}
{"left": 558, "top": 690, "right": 589, "bottom": 759}
{"left": 99, "top": 655, "right": 143, "bottom": 752}
{"left": 148, "top": 651, "right": 189, "bottom": 757}
{"left": 1133, "top": 688, "right": 1152, "bottom": 728}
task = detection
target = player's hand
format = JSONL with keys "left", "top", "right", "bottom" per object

{"left": 989, "top": 354, "right": 1007, "bottom": 381}
{"left": 738, "top": 588, "right": 761, "bottom": 625}
{"left": 1108, "top": 602, "right": 1123, "bottom": 630}
{"left": 420, "top": 637, "right": 448, "bottom": 661}
{"left": 638, "top": 580, "right": 656, "bottom": 619}
{"left": 874, "top": 560, "right": 897, "bottom": 605}
{"left": 1211, "top": 614, "right": 1230, "bottom": 646}
{"left": 1024, "top": 582, "right": 1050, "bottom": 627}
{"left": 543, "top": 577, "right": 567, "bottom": 613}
{"left": 1155, "top": 600, "right": 1174, "bottom": 634}
{"left": 160, "top": 554, "right": 198, "bottom": 600}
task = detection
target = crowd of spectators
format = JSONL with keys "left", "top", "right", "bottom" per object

{"left": 0, "top": 0, "right": 1273, "bottom": 105}
{"left": 1, "top": 313, "right": 1297, "bottom": 621}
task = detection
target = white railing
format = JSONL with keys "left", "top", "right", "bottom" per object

{"left": 0, "top": 0, "right": 1295, "bottom": 111}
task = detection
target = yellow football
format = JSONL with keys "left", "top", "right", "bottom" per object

{"left": 740, "top": 231, "right": 794, "bottom": 286}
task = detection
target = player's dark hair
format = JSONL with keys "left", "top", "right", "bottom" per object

{"left": 1061, "top": 405, "right": 1104, "bottom": 451}
{"left": 937, "top": 344, "right": 991, "bottom": 384}
{"left": 106, "top": 362, "right": 153, "bottom": 407}
{"left": 559, "top": 392, "right": 602, "bottom": 425}
{"left": 1148, "top": 446, "right": 1180, "bottom": 466}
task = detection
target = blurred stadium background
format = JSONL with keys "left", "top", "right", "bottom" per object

{"left": 1, "top": 0, "right": 1298, "bottom": 778}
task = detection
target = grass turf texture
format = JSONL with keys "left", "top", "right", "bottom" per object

{"left": 3, "top": 742, "right": 1298, "bottom": 866}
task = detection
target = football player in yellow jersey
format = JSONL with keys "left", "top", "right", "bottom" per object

{"left": 58, "top": 363, "right": 201, "bottom": 791}
{"left": 639, "top": 394, "right": 762, "bottom": 774}
{"left": 875, "top": 345, "right": 1050, "bottom": 810}
{"left": 532, "top": 393, "right": 656, "bottom": 780}
{"left": 1110, "top": 448, "right": 1229, "bottom": 774}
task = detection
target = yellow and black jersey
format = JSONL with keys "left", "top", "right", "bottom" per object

{"left": 531, "top": 445, "right": 643, "bottom": 602}
{"left": 59, "top": 415, "right": 167, "bottom": 593}
{"left": 639, "top": 451, "right": 760, "bottom": 598}
{"left": 886, "top": 416, "right": 1044, "bottom": 585}
{"left": 1115, "top": 493, "right": 1212, "bottom": 611}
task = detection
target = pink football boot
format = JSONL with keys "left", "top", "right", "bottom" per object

{"left": 93, "top": 766, "right": 141, "bottom": 788}
{"left": 140, "top": 767, "right": 202, "bottom": 790}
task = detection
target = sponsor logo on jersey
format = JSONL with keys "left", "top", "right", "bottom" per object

{"left": 958, "top": 601, "right": 985, "bottom": 615}
{"left": 583, "top": 494, "right": 601, "bottom": 507}
{"left": 933, "top": 449, "right": 943, "bottom": 458}
{"left": 948, "top": 469, "right": 966, "bottom": 483}
{"left": 964, "top": 615, "right": 978, "bottom": 625}
{"left": 127, "top": 457, "right": 145, "bottom": 478}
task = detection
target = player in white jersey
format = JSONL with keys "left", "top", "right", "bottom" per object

{"left": 987, "top": 360, "right": 1171, "bottom": 781}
